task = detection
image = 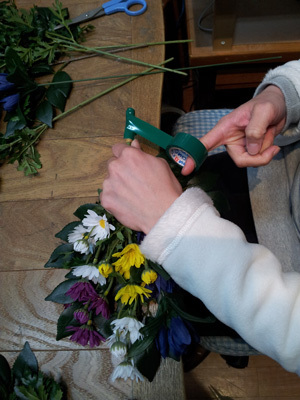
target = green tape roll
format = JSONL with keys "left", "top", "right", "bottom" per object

{"left": 167, "top": 132, "right": 207, "bottom": 170}
{"left": 124, "top": 108, "right": 207, "bottom": 170}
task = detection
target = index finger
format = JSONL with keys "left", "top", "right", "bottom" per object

{"left": 227, "top": 144, "right": 280, "bottom": 168}
{"left": 112, "top": 142, "right": 130, "bottom": 158}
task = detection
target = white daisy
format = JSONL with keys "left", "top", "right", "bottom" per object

{"left": 110, "top": 340, "right": 127, "bottom": 359}
{"left": 68, "top": 224, "right": 90, "bottom": 254}
{"left": 111, "top": 317, "right": 144, "bottom": 344}
{"left": 72, "top": 265, "right": 106, "bottom": 285}
{"left": 82, "top": 210, "right": 115, "bottom": 241}
{"left": 73, "top": 240, "right": 89, "bottom": 255}
{"left": 111, "top": 360, "right": 144, "bottom": 382}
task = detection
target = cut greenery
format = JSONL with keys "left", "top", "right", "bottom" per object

{"left": 0, "top": 0, "right": 185, "bottom": 175}
{"left": 0, "top": 342, "right": 65, "bottom": 400}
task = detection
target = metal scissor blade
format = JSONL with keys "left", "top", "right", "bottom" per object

{"left": 54, "top": 6, "right": 104, "bottom": 30}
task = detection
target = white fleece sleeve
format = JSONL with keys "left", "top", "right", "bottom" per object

{"left": 254, "top": 59, "right": 300, "bottom": 144}
{"left": 140, "top": 187, "right": 300, "bottom": 375}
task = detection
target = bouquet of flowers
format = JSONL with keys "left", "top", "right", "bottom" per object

{"left": 44, "top": 162, "right": 227, "bottom": 383}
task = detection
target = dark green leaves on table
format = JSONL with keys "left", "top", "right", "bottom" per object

{"left": 0, "top": 0, "right": 91, "bottom": 175}
{"left": 0, "top": 342, "right": 65, "bottom": 400}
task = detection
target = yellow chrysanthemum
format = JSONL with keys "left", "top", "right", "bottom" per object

{"left": 112, "top": 244, "right": 145, "bottom": 279}
{"left": 115, "top": 284, "right": 152, "bottom": 305}
{"left": 98, "top": 263, "right": 113, "bottom": 278}
{"left": 141, "top": 270, "right": 158, "bottom": 285}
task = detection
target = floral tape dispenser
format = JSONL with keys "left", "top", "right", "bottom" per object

{"left": 124, "top": 108, "right": 208, "bottom": 170}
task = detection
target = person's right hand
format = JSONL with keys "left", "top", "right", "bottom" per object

{"left": 182, "top": 85, "right": 286, "bottom": 175}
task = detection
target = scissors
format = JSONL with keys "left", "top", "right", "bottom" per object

{"left": 54, "top": 0, "right": 147, "bottom": 30}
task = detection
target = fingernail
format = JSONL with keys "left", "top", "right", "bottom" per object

{"left": 247, "top": 143, "right": 260, "bottom": 155}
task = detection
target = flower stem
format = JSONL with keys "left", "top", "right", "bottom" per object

{"left": 104, "top": 277, "right": 114, "bottom": 297}
{"left": 52, "top": 58, "right": 173, "bottom": 123}
{"left": 49, "top": 37, "right": 186, "bottom": 76}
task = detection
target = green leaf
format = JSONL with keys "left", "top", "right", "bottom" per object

{"left": 44, "top": 243, "right": 75, "bottom": 269}
{"left": 127, "top": 334, "right": 155, "bottom": 359}
{"left": 12, "top": 342, "right": 38, "bottom": 381}
{"left": 5, "top": 47, "right": 27, "bottom": 75}
{"left": 0, "top": 382, "right": 11, "bottom": 400}
{"left": 167, "top": 297, "right": 216, "bottom": 323}
{"left": 73, "top": 203, "right": 100, "bottom": 220}
{"left": 30, "top": 64, "right": 54, "bottom": 76}
{"left": 56, "top": 304, "right": 80, "bottom": 340}
{"left": 127, "top": 315, "right": 165, "bottom": 359}
{"left": 14, "top": 385, "right": 40, "bottom": 400}
{"left": 116, "top": 231, "right": 124, "bottom": 241}
{"left": 17, "top": 148, "right": 42, "bottom": 176}
{"left": 46, "top": 71, "right": 72, "bottom": 112}
{"left": 55, "top": 221, "right": 81, "bottom": 242}
{"left": 45, "top": 279, "right": 77, "bottom": 304}
{"left": 4, "top": 109, "right": 27, "bottom": 138}
{"left": 36, "top": 100, "right": 53, "bottom": 127}
{"left": 135, "top": 341, "right": 161, "bottom": 382}
{"left": 0, "top": 354, "right": 11, "bottom": 388}
{"left": 93, "top": 315, "right": 113, "bottom": 339}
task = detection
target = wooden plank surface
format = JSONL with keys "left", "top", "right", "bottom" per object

{"left": 0, "top": 1, "right": 186, "bottom": 399}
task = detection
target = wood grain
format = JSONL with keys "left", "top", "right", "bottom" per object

{"left": 0, "top": 1, "right": 187, "bottom": 399}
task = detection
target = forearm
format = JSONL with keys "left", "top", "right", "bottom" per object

{"left": 140, "top": 188, "right": 300, "bottom": 374}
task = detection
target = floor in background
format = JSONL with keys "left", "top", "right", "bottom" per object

{"left": 184, "top": 353, "right": 300, "bottom": 400}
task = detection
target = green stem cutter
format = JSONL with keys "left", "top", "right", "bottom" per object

{"left": 124, "top": 108, "right": 208, "bottom": 170}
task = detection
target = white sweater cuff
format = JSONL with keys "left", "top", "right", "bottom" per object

{"left": 140, "top": 187, "right": 218, "bottom": 263}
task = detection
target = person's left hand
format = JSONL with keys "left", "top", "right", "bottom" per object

{"left": 100, "top": 140, "right": 183, "bottom": 233}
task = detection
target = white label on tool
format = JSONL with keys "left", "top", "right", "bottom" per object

{"left": 169, "top": 147, "right": 189, "bottom": 167}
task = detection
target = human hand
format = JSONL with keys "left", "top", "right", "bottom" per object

{"left": 182, "top": 85, "right": 286, "bottom": 174}
{"left": 100, "top": 140, "right": 183, "bottom": 234}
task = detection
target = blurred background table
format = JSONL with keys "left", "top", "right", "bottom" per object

{"left": 185, "top": 0, "right": 300, "bottom": 108}
{"left": 0, "top": 0, "right": 186, "bottom": 398}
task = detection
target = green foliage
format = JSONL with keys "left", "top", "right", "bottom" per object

{"left": 45, "top": 279, "right": 78, "bottom": 304}
{"left": 0, "top": 342, "right": 65, "bottom": 399}
{"left": 0, "top": 0, "right": 92, "bottom": 175}
{"left": 56, "top": 304, "right": 81, "bottom": 340}
{"left": 44, "top": 243, "right": 76, "bottom": 269}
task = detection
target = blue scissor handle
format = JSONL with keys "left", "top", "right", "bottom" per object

{"left": 102, "top": 0, "right": 147, "bottom": 16}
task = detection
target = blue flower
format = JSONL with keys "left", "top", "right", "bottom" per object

{"left": 0, "top": 93, "right": 19, "bottom": 112}
{"left": 156, "top": 316, "right": 192, "bottom": 360}
{"left": 0, "top": 73, "right": 19, "bottom": 112}
{"left": 146, "top": 274, "right": 175, "bottom": 298}
{"left": 0, "top": 73, "right": 15, "bottom": 91}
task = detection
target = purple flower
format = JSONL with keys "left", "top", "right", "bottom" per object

{"left": 74, "top": 309, "right": 89, "bottom": 324}
{"left": 66, "top": 281, "right": 98, "bottom": 302}
{"left": 0, "top": 74, "right": 19, "bottom": 112}
{"left": 88, "top": 297, "right": 110, "bottom": 319}
{"left": 156, "top": 316, "right": 191, "bottom": 360}
{"left": 67, "top": 325, "right": 105, "bottom": 347}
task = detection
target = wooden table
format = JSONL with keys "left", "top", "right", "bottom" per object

{"left": 0, "top": 1, "right": 186, "bottom": 399}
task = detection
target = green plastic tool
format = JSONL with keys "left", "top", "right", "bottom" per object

{"left": 124, "top": 108, "right": 208, "bottom": 170}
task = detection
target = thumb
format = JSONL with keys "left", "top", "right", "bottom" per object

{"left": 181, "top": 157, "right": 195, "bottom": 175}
{"left": 245, "top": 106, "right": 271, "bottom": 155}
{"left": 200, "top": 127, "right": 224, "bottom": 152}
